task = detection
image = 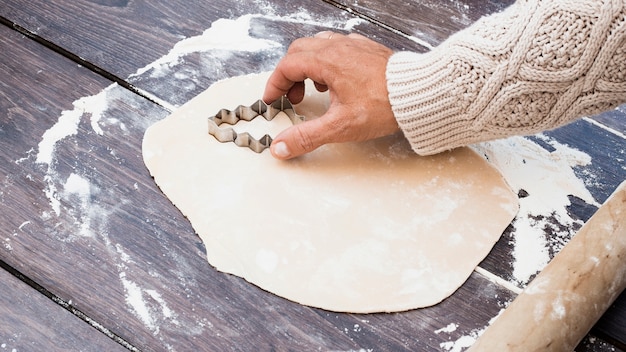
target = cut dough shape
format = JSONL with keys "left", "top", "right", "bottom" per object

{"left": 142, "top": 72, "right": 518, "bottom": 313}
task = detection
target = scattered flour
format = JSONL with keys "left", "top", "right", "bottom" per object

{"left": 23, "top": 4, "right": 607, "bottom": 349}
{"left": 473, "top": 135, "right": 598, "bottom": 285}
{"left": 132, "top": 13, "right": 365, "bottom": 83}
{"left": 117, "top": 245, "right": 179, "bottom": 335}
{"left": 440, "top": 335, "right": 476, "bottom": 352}
{"left": 120, "top": 272, "right": 155, "bottom": 331}
{"left": 435, "top": 323, "right": 458, "bottom": 334}
{"left": 36, "top": 85, "right": 115, "bottom": 216}
{"left": 36, "top": 85, "right": 114, "bottom": 165}
{"left": 26, "top": 9, "right": 369, "bottom": 338}
{"left": 439, "top": 309, "right": 505, "bottom": 352}
{"left": 132, "top": 15, "right": 281, "bottom": 79}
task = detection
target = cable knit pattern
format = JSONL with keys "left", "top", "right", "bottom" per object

{"left": 387, "top": 0, "right": 626, "bottom": 155}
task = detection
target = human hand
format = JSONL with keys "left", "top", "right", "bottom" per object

{"left": 263, "top": 31, "right": 399, "bottom": 160}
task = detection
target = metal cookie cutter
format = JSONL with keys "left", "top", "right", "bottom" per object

{"left": 208, "top": 96, "right": 305, "bottom": 153}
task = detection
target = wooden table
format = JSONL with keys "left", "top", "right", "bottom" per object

{"left": 0, "top": 1, "right": 624, "bottom": 351}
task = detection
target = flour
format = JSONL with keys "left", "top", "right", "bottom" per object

{"left": 3, "top": 239, "right": 12, "bottom": 252}
{"left": 62, "top": 173, "right": 93, "bottom": 238}
{"left": 551, "top": 295, "right": 566, "bottom": 320}
{"left": 26, "top": 8, "right": 372, "bottom": 337}
{"left": 0, "top": 344, "right": 16, "bottom": 352}
{"left": 440, "top": 335, "right": 477, "bottom": 352}
{"left": 120, "top": 271, "right": 156, "bottom": 331}
{"left": 35, "top": 85, "right": 114, "bottom": 216}
{"left": 18, "top": 221, "right": 30, "bottom": 231}
{"left": 132, "top": 15, "right": 281, "bottom": 79}
{"left": 132, "top": 13, "right": 364, "bottom": 84}
{"left": 36, "top": 85, "right": 114, "bottom": 165}
{"left": 439, "top": 310, "right": 504, "bottom": 352}
{"left": 117, "top": 245, "right": 180, "bottom": 336}
{"left": 24, "top": 3, "right": 607, "bottom": 347}
{"left": 435, "top": 323, "right": 458, "bottom": 334}
{"left": 474, "top": 135, "right": 598, "bottom": 286}
{"left": 64, "top": 173, "right": 91, "bottom": 202}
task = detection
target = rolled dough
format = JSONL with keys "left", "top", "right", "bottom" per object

{"left": 142, "top": 72, "right": 518, "bottom": 313}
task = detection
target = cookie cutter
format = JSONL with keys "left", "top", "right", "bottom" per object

{"left": 208, "top": 96, "right": 305, "bottom": 153}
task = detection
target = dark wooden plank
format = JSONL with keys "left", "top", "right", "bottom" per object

{"left": 326, "top": 0, "right": 515, "bottom": 47}
{"left": 577, "top": 335, "right": 626, "bottom": 352}
{"left": 0, "top": 266, "right": 127, "bottom": 351}
{"left": 0, "top": 22, "right": 167, "bottom": 351}
{"left": 590, "top": 105, "right": 626, "bottom": 137}
{"left": 2, "top": 0, "right": 624, "bottom": 350}
{"left": 1, "top": 0, "right": 425, "bottom": 99}
{"left": 595, "top": 292, "right": 626, "bottom": 350}
{"left": 2, "top": 0, "right": 243, "bottom": 78}
{"left": 0, "top": 11, "right": 517, "bottom": 352}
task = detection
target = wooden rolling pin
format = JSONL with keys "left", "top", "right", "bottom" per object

{"left": 469, "top": 181, "right": 626, "bottom": 352}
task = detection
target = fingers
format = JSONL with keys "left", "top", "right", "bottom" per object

{"left": 262, "top": 32, "right": 397, "bottom": 160}
{"left": 286, "top": 81, "right": 305, "bottom": 104}
{"left": 314, "top": 81, "right": 328, "bottom": 93}
{"left": 262, "top": 31, "right": 345, "bottom": 104}
{"left": 262, "top": 50, "right": 315, "bottom": 104}
{"left": 270, "top": 114, "right": 335, "bottom": 160}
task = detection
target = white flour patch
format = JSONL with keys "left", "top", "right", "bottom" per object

{"left": 132, "top": 15, "right": 281, "bottom": 79}
{"left": 247, "top": 0, "right": 364, "bottom": 30}
{"left": 64, "top": 173, "right": 91, "bottom": 201}
{"left": 474, "top": 135, "right": 598, "bottom": 285}
{"left": 36, "top": 85, "right": 114, "bottom": 165}
{"left": 120, "top": 271, "right": 156, "bottom": 331}
{"left": 36, "top": 85, "right": 115, "bottom": 216}
{"left": 439, "top": 309, "right": 504, "bottom": 351}
{"left": 435, "top": 323, "right": 458, "bottom": 334}
{"left": 18, "top": 221, "right": 30, "bottom": 231}
{"left": 551, "top": 295, "right": 566, "bottom": 320}
{"left": 62, "top": 173, "right": 94, "bottom": 238}
{"left": 117, "top": 245, "right": 179, "bottom": 335}
{"left": 132, "top": 13, "right": 364, "bottom": 80}
{"left": 440, "top": 335, "right": 476, "bottom": 352}
{"left": 3, "top": 238, "right": 12, "bottom": 251}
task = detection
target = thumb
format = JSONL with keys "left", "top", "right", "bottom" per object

{"left": 270, "top": 116, "right": 332, "bottom": 160}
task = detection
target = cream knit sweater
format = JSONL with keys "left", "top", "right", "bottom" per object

{"left": 387, "top": 0, "right": 626, "bottom": 155}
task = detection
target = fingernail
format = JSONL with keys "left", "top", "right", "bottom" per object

{"left": 273, "top": 142, "right": 290, "bottom": 159}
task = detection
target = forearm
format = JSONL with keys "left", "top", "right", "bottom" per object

{"left": 387, "top": 0, "right": 626, "bottom": 155}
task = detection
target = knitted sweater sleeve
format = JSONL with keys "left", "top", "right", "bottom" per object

{"left": 387, "top": 0, "right": 626, "bottom": 155}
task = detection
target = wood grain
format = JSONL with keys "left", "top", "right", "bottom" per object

{"left": 595, "top": 292, "right": 626, "bottom": 350}
{"left": 0, "top": 264, "right": 128, "bottom": 351}
{"left": 325, "top": 0, "right": 515, "bottom": 47}
{"left": 1, "top": 0, "right": 625, "bottom": 350}
{"left": 0, "top": 9, "right": 518, "bottom": 352}
{"left": 1, "top": 0, "right": 424, "bottom": 103}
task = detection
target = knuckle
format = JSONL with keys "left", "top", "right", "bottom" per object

{"left": 287, "top": 37, "right": 309, "bottom": 53}
{"left": 293, "top": 126, "right": 318, "bottom": 153}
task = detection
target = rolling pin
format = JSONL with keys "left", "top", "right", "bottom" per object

{"left": 469, "top": 181, "right": 626, "bottom": 352}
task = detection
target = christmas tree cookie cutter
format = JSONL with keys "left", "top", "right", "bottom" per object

{"left": 208, "top": 96, "right": 305, "bottom": 153}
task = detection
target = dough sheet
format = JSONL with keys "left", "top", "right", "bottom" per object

{"left": 142, "top": 72, "right": 518, "bottom": 313}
